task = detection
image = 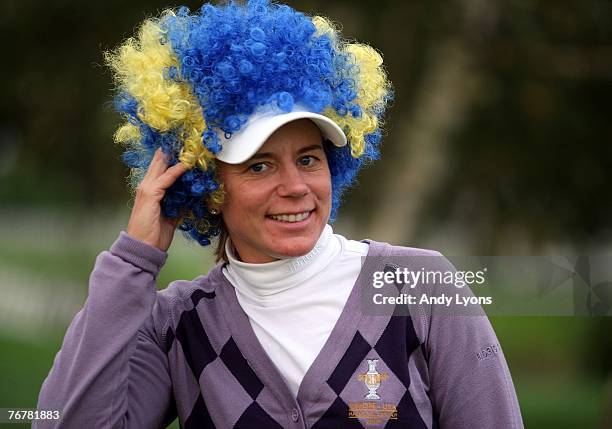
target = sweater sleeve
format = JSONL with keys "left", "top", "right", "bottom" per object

{"left": 424, "top": 256, "right": 524, "bottom": 429}
{"left": 34, "top": 232, "right": 177, "bottom": 429}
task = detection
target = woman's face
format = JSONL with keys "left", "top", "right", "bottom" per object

{"left": 219, "top": 119, "right": 332, "bottom": 263}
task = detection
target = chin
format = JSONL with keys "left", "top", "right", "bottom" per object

{"left": 271, "top": 239, "right": 318, "bottom": 259}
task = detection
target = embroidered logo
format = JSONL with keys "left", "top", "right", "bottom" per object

{"left": 359, "top": 359, "right": 385, "bottom": 400}
{"left": 349, "top": 359, "right": 397, "bottom": 426}
{"left": 476, "top": 344, "right": 499, "bottom": 361}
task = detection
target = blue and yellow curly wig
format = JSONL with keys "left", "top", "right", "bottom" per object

{"left": 106, "top": 0, "right": 392, "bottom": 246}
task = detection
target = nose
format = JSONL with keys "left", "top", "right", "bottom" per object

{"left": 277, "top": 163, "right": 309, "bottom": 197}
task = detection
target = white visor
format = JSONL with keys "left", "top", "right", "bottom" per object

{"left": 215, "top": 105, "right": 347, "bottom": 164}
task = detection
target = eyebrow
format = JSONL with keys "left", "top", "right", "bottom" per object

{"left": 249, "top": 143, "right": 324, "bottom": 160}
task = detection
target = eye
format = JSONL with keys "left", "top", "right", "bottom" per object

{"left": 248, "top": 162, "right": 268, "bottom": 173}
{"left": 298, "top": 155, "right": 318, "bottom": 167}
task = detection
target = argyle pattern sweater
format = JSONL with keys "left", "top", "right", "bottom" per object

{"left": 35, "top": 232, "right": 523, "bottom": 428}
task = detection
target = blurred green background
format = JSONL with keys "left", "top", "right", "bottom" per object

{"left": 1, "top": 0, "right": 611, "bottom": 428}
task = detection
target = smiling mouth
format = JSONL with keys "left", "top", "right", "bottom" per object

{"left": 268, "top": 210, "right": 312, "bottom": 223}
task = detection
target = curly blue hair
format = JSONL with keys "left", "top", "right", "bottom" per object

{"left": 106, "top": 0, "right": 392, "bottom": 247}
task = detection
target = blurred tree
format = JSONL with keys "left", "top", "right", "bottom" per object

{"left": 367, "top": 0, "right": 612, "bottom": 253}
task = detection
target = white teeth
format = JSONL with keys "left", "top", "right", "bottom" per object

{"left": 271, "top": 211, "right": 310, "bottom": 222}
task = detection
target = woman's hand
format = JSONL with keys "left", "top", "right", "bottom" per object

{"left": 126, "top": 148, "right": 188, "bottom": 252}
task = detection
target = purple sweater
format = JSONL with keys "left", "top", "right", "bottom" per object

{"left": 35, "top": 232, "right": 523, "bottom": 428}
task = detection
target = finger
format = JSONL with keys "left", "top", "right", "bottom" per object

{"left": 155, "top": 162, "right": 188, "bottom": 190}
{"left": 143, "top": 149, "right": 170, "bottom": 181}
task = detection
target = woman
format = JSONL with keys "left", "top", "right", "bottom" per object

{"left": 36, "top": 1, "right": 523, "bottom": 428}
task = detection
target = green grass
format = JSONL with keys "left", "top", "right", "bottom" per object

{"left": 0, "top": 336, "right": 62, "bottom": 429}
{"left": 0, "top": 337, "right": 59, "bottom": 408}
{"left": 518, "top": 377, "right": 605, "bottom": 429}
{"left": 0, "top": 246, "right": 100, "bottom": 284}
{"left": 491, "top": 316, "right": 610, "bottom": 428}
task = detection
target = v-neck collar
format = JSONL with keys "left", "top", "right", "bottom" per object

{"left": 212, "top": 240, "right": 391, "bottom": 412}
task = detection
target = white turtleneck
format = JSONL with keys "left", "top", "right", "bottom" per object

{"left": 222, "top": 225, "right": 369, "bottom": 398}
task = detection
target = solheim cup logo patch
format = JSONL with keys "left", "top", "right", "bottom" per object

{"left": 360, "top": 359, "right": 384, "bottom": 400}
{"left": 349, "top": 359, "right": 397, "bottom": 426}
